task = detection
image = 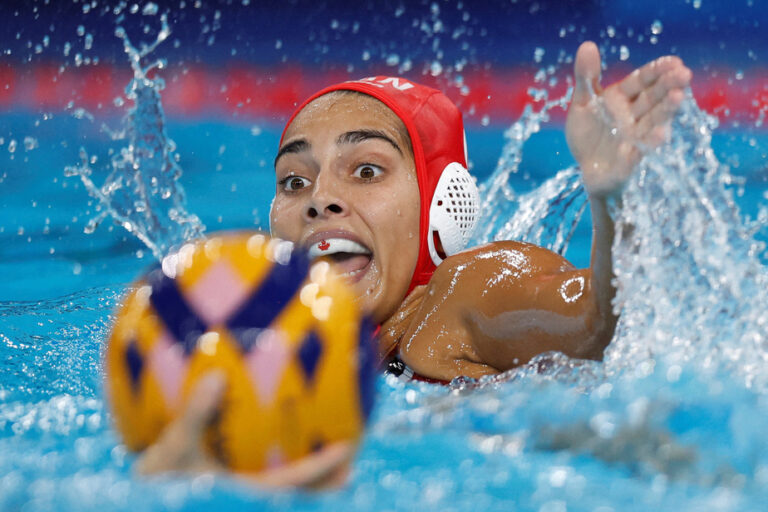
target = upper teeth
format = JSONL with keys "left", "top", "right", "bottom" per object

{"left": 308, "top": 238, "right": 370, "bottom": 259}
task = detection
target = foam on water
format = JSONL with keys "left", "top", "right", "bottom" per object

{"left": 64, "top": 15, "right": 204, "bottom": 260}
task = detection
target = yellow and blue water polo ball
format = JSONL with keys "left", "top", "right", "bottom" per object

{"left": 105, "top": 232, "right": 376, "bottom": 472}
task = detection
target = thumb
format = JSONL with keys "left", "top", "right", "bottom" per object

{"left": 181, "top": 371, "right": 227, "bottom": 434}
{"left": 573, "top": 41, "right": 602, "bottom": 105}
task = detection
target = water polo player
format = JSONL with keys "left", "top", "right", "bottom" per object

{"left": 140, "top": 42, "right": 691, "bottom": 481}
{"left": 271, "top": 41, "right": 691, "bottom": 381}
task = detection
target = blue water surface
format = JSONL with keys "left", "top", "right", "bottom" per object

{"left": 2, "top": 111, "right": 768, "bottom": 511}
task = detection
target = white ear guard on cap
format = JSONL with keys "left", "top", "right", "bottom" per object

{"left": 427, "top": 162, "right": 480, "bottom": 266}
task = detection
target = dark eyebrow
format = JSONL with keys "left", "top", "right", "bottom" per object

{"left": 274, "top": 139, "right": 310, "bottom": 167}
{"left": 336, "top": 130, "right": 403, "bottom": 155}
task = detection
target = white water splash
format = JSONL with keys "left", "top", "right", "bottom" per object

{"left": 605, "top": 91, "right": 768, "bottom": 389}
{"left": 471, "top": 84, "right": 586, "bottom": 257}
{"left": 65, "top": 14, "right": 204, "bottom": 260}
{"left": 467, "top": 80, "right": 768, "bottom": 393}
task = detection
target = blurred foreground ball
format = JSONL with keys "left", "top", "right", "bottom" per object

{"left": 105, "top": 232, "right": 376, "bottom": 472}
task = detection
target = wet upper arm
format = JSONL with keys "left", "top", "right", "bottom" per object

{"left": 429, "top": 241, "right": 603, "bottom": 371}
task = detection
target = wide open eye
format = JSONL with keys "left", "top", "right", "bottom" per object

{"left": 280, "top": 176, "right": 312, "bottom": 192}
{"left": 352, "top": 163, "right": 383, "bottom": 180}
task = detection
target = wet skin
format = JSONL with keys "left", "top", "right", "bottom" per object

{"left": 271, "top": 92, "right": 420, "bottom": 326}
{"left": 273, "top": 93, "right": 612, "bottom": 380}
{"left": 273, "top": 42, "right": 692, "bottom": 381}
{"left": 139, "top": 41, "right": 693, "bottom": 479}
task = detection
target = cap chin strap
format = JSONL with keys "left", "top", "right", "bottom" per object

{"left": 426, "top": 162, "right": 480, "bottom": 267}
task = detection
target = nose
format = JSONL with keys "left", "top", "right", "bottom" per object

{"left": 304, "top": 174, "right": 349, "bottom": 221}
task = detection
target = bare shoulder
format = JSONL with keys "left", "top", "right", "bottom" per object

{"left": 429, "top": 240, "right": 576, "bottom": 291}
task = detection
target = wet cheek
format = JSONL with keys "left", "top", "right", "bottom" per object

{"left": 269, "top": 201, "right": 300, "bottom": 239}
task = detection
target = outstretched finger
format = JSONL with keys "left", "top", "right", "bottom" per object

{"left": 631, "top": 66, "right": 692, "bottom": 120}
{"left": 641, "top": 124, "right": 673, "bottom": 149}
{"left": 636, "top": 89, "right": 685, "bottom": 143}
{"left": 572, "top": 41, "right": 603, "bottom": 106}
{"left": 136, "top": 371, "right": 227, "bottom": 475}
{"left": 619, "top": 56, "right": 684, "bottom": 100}
{"left": 180, "top": 371, "right": 227, "bottom": 435}
{"left": 246, "top": 441, "right": 355, "bottom": 490}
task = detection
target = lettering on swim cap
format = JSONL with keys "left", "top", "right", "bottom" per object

{"left": 356, "top": 77, "right": 415, "bottom": 91}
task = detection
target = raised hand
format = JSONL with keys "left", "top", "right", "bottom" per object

{"left": 565, "top": 41, "right": 692, "bottom": 198}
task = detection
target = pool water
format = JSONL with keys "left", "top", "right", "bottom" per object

{"left": 3, "top": 1, "right": 768, "bottom": 511}
{"left": 3, "top": 109, "right": 768, "bottom": 511}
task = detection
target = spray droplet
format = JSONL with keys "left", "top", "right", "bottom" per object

{"left": 651, "top": 20, "right": 663, "bottom": 35}
{"left": 619, "top": 45, "right": 630, "bottom": 61}
{"left": 23, "top": 137, "right": 38, "bottom": 151}
{"left": 142, "top": 2, "right": 159, "bottom": 15}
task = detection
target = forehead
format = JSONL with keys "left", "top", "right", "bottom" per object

{"left": 282, "top": 93, "right": 407, "bottom": 142}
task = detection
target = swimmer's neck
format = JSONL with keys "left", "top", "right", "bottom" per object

{"left": 377, "top": 284, "right": 429, "bottom": 361}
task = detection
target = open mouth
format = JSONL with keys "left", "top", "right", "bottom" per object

{"left": 307, "top": 238, "right": 373, "bottom": 282}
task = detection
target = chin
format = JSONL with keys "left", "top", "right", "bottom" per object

{"left": 350, "top": 273, "right": 385, "bottom": 321}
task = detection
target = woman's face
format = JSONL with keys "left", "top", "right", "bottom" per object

{"left": 270, "top": 93, "right": 421, "bottom": 324}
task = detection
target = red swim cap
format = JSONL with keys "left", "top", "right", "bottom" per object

{"left": 280, "top": 76, "right": 469, "bottom": 296}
